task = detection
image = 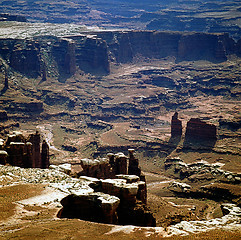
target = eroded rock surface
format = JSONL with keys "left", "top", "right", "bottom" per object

{"left": 185, "top": 118, "right": 217, "bottom": 141}
{"left": 58, "top": 175, "right": 154, "bottom": 226}
{"left": 1, "top": 131, "right": 49, "bottom": 168}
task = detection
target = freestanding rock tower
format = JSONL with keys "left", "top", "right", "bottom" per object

{"left": 171, "top": 112, "right": 182, "bottom": 138}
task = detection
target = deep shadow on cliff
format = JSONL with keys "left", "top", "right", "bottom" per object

{"left": 0, "top": 31, "right": 241, "bottom": 78}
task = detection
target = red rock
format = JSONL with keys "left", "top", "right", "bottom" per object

{"left": 185, "top": 118, "right": 217, "bottom": 140}
{"left": 171, "top": 112, "right": 182, "bottom": 138}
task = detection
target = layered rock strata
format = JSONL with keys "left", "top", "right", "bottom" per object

{"left": 58, "top": 174, "right": 154, "bottom": 226}
{"left": 1, "top": 31, "right": 241, "bottom": 76}
{"left": 0, "top": 110, "right": 8, "bottom": 121}
{"left": 72, "top": 149, "right": 142, "bottom": 179}
{"left": 57, "top": 192, "right": 120, "bottom": 224}
{"left": 1, "top": 131, "right": 49, "bottom": 168}
{"left": 171, "top": 112, "right": 182, "bottom": 138}
{"left": 185, "top": 118, "right": 217, "bottom": 141}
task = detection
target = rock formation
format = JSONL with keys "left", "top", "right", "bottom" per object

{"left": 9, "top": 40, "right": 41, "bottom": 76}
{"left": 171, "top": 112, "right": 182, "bottom": 138}
{"left": 114, "top": 152, "right": 128, "bottom": 175}
{"left": 27, "top": 131, "right": 41, "bottom": 168}
{"left": 58, "top": 174, "right": 154, "bottom": 226}
{"left": 128, "top": 148, "right": 142, "bottom": 177}
{"left": 1, "top": 131, "right": 49, "bottom": 168}
{"left": 73, "top": 149, "right": 143, "bottom": 180}
{"left": 164, "top": 157, "right": 241, "bottom": 184}
{"left": 1, "top": 31, "right": 241, "bottom": 77}
{"left": 185, "top": 118, "right": 217, "bottom": 141}
{"left": 56, "top": 149, "right": 153, "bottom": 226}
{"left": 52, "top": 38, "right": 76, "bottom": 76}
{"left": 177, "top": 33, "right": 227, "bottom": 61}
{"left": 57, "top": 192, "right": 120, "bottom": 224}
{"left": 77, "top": 158, "right": 115, "bottom": 179}
{"left": 70, "top": 35, "right": 110, "bottom": 74}
{"left": 0, "top": 110, "right": 8, "bottom": 121}
{"left": 41, "top": 140, "right": 50, "bottom": 169}
{"left": 0, "top": 150, "right": 8, "bottom": 164}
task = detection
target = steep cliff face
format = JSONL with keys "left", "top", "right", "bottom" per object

{"left": 93, "top": 31, "right": 237, "bottom": 63}
{"left": 177, "top": 33, "right": 227, "bottom": 62}
{"left": 70, "top": 35, "right": 110, "bottom": 74}
{"left": 0, "top": 31, "right": 241, "bottom": 77}
{"left": 0, "top": 39, "right": 41, "bottom": 76}
{"left": 51, "top": 38, "right": 76, "bottom": 76}
{"left": 185, "top": 118, "right": 217, "bottom": 141}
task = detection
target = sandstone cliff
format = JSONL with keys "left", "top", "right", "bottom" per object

{"left": 1, "top": 31, "right": 241, "bottom": 77}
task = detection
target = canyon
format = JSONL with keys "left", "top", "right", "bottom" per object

{"left": 0, "top": 5, "right": 241, "bottom": 240}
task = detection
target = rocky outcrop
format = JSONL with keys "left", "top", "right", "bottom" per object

{"left": 185, "top": 118, "right": 217, "bottom": 141}
{"left": 9, "top": 40, "right": 41, "bottom": 76}
{"left": 72, "top": 149, "right": 143, "bottom": 180}
{"left": 58, "top": 174, "right": 154, "bottom": 226}
{"left": 2, "top": 131, "right": 49, "bottom": 168}
{"left": 0, "top": 150, "right": 8, "bottom": 164}
{"left": 219, "top": 117, "right": 241, "bottom": 131}
{"left": 77, "top": 158, "right": 115, "bottom": 179}
{"left": 0, "top": 13, "right": 27, "bottom": 22}
{"left": 1, "top": 31, "right": 241, "bottom": 77}
{"left": 70, "top": 35, "right": 110, "bottom": 74}
{"left": 57, "top": 192, "right": 120, "bottom": 224}
{"left": 41, "top": 140, "right": 50, "bottom": 169}
{"left": 89, "top": 31, "right": 237, "bottom": 64}
{"left": 177, "top": 33, "right": 227, "bottom": 61}
{"left": 52, "top": 38, "right": 76, "bottom": 76}
{"left": 0, "top": 110, "right": 8, "bottom": 121}
{"left": 171, "top": 112, "right": 182, "bottom": 138}
{"left": 27, "top": 131, "right": 41, "bottom": 168}
{"left": 165, "top": 157, "right": 241, "bottom": 184}
{"left": 56, "top": 149, "right": 153, "bottom": 226}
{"left": 128, "top": 148, "right": 142, "bottom": 177}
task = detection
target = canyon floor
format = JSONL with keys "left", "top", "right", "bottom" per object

{"left": 1, "top": 55, "right": 241, "bottom": 239}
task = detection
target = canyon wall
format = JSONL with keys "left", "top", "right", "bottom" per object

{"left": 1, "top": 31, "right": 241, "bottom": 76}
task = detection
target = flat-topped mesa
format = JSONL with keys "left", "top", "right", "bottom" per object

{"left": 185, "top": 118, "right": 217, "bottom": 141}
{"left": 171, "top": 112, "right": 182, "bottom": 138}
{"left": 1, "top": 31, "right": 240, "bottom": 77}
